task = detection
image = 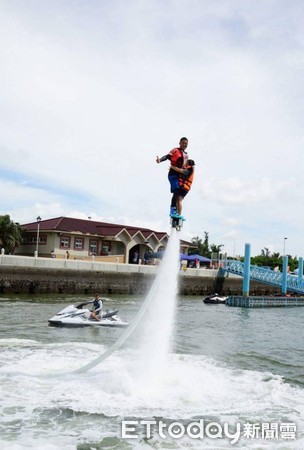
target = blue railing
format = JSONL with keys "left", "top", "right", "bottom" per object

{"left": 220, "top": 260, "right": 304, "bottom": 294}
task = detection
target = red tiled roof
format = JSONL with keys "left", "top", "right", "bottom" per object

{"left": 22, "top": 216, "right": 168, "bottom": 239}
{"left": 180, "top": 239, "right": 197, "bottom": 248}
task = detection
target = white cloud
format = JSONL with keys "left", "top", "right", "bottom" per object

{"left": 1, "top": 0, "right": 304, "bottom": 256}
{"left": 203, "top": 176, "right": 296, "bottom": 205}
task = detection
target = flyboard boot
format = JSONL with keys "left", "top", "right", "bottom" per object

{"left": 170, "top": 207, "right": 185, "bottom": 231}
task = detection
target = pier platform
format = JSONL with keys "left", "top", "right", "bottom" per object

{"left": 226, "top": 296, "right": 304, "bottom": 308}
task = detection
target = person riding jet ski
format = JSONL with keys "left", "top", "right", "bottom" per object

{"left": 90, "top": 292, "right": 103, "bottom": 321}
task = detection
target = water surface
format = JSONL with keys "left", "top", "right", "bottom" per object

{"left": 0, "top": 294, "right": 303, "bottom": 449}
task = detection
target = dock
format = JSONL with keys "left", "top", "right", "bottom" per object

{"left": 226, "top": 296, "right": 304, "bottom": 308}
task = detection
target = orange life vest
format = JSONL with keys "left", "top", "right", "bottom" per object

{"left": 179, "top": 165, "right": 194, "bottom": 191}
{"left": 169, "top": 147, "right": 187, "bottom": 168}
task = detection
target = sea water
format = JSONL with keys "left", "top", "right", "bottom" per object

{"left": 1, "top": 251, "right": 304, "bottom": 448}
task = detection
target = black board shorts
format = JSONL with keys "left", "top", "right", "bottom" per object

{"left": 173, "top": 188, "right": 188, "bottom": 198}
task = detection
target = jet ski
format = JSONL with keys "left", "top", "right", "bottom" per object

{"left": 48, "top": 300, "right": 129, "bottom": 327}
{"left": 203, "top": 293, "right": 227, "bottom": 304}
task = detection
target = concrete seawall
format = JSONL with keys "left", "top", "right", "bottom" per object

{"left": 0, "top": 255, "right": 282, "bottom": 296}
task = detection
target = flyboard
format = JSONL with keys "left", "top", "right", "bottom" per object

{"left": 170, "top": 214, "right": 184, "bottom": 231}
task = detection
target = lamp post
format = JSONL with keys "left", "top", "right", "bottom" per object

{"left": 283, "top": 237, "right": 288, "bottom": 256}
{"left": 219, "top": 245, "right": 225, "bottom": 267}
{"left": 36, "top": 216, "right": 41, "bottom": 257}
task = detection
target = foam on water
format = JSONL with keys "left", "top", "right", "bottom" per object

{"left": 1, "top": 341, "right": 304, "bottom": 448}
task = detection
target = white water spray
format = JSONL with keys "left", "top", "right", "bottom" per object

{"left": 130, "top": 229, "right": 180, "bottom": 382}
{"left": 74, "top": 228, "right": 180, "bottom": 374}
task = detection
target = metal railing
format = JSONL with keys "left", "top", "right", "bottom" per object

{"left": 220, "top": 260, "right": 304, "bottom": 294}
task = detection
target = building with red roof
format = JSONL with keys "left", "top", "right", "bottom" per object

{"left": 16, "top": 216, "right": 194, "bottom": 264}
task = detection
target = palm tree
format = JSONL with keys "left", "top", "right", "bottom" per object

{"left": 0, "top": 215, "right": 23, "bottom": 254}
{"left": 191, "top": 231, "right": 210, "bottom": 257}
{"left": 210, "top": 243, "right": 224, "bottom": 254}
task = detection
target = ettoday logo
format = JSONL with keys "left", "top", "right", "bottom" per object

{"left": 121, "top": 419, "right": 241, "bottom": 444}
{"left": 121, "top": 419, "right": 297, "bottom": 444}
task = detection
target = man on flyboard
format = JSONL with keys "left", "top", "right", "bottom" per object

{"left": 156, "top": 137, "right": 195, "bottom": 228}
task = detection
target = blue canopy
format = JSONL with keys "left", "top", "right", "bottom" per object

{"left": 145, "top": 252, "right": 211, "bottom": 263}
{"left": 180, "top": 253, "right": 211, "bottom": 262}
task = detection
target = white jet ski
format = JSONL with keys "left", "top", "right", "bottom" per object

{"left": 203, "top": 293, "right": 228, "bottom": 304}
{"left": 48, "top": 300, "right": 129, "bottom": 327}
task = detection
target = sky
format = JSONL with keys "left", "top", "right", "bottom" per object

{"left": 1, "top": 0, "right": 304, "bottom": 257}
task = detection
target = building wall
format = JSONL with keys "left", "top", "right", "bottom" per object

{"left": 15, "top": 231, "right": 164, "bottom": 263}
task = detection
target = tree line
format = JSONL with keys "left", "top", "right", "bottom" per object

{"left": 0, "top": 215, "right": 23, "bottom": 254}
{"left": 189, "top": 232, "right": 223, "bottom": 259}
{"left": 190, "top": 232, "right": 299, "bottom": 271}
